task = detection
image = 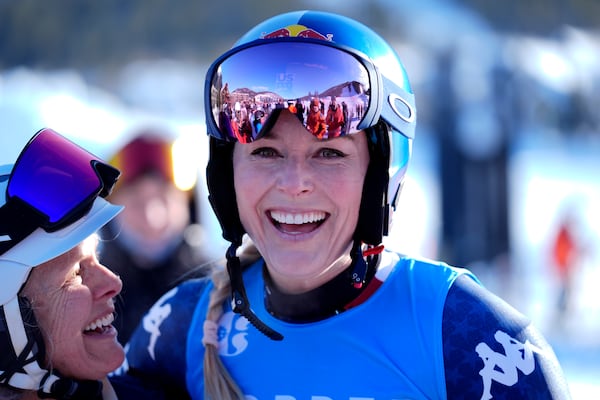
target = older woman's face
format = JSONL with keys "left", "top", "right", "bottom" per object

{"left": 233, "top": 110, "right": 369, "bottom": 294}
{"left": 21, "top": 236, "right": 124, "bottom": 380}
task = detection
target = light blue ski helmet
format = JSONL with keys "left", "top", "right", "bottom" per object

{"left": 206, "top": 10, "right": 416, "bottom": 247}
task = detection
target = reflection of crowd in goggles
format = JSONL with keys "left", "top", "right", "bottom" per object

{"left": 206, "top": 40, "right": 415, "bottom": 143}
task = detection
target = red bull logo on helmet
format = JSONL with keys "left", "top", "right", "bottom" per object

{"left": 261, "top": 24, "right": 333, "bottom": 41}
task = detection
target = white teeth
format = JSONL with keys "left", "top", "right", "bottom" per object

{"left": 84, "top": 313, "right": 114, "bottom": 332}
{"left": 270, "top": 211, "right": 326, "bottom": 225}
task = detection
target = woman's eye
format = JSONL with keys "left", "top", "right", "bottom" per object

{"left": 251, "top": 147, "right": 279, "bottom": 158}
{"left": 71, "top": 262, "right": 87, "bottom": 278}
{"left": 63, "top": 265, "right": 83, "bottom": 285}
{"left": 319, "top": 148, "right": 345, "bottom": 158}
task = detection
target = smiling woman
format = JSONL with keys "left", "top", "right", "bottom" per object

{"left": 0, "top": 128, "right": 124, "bottom": 400}
{"left": 112, "top": 10, "right": 571, "bottom": 400}
{"left": 21, "top": 236, "right": 123, "bottom": 381}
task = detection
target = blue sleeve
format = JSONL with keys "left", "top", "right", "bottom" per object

{"left": 443, "top": 274, "right": 572, "bottom": 399}
{"left": 109, "top": 277, "right": 210, "bottom": 399}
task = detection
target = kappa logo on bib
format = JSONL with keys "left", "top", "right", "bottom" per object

{"left": 218, "top": 311, "right": 250, "bottom": 357}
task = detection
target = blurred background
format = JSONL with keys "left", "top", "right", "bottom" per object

{"left": 1, "top": 0, "right": 599, "bottom": 396}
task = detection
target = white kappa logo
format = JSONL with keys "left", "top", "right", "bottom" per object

{"left": 143, "top": 288, "right": 177, "bottom": 360}
{"left": 218, "top": 311, "right": 250, "bottom": 357}
{"left": 475, "top": 330, "right": 543, "bottom": 400}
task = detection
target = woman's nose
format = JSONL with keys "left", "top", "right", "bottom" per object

{"left": 276, "top": 158, "right": 314, "bottom": 196}
{"left": 89, "top": 263, "right": 122, "bottom": 300}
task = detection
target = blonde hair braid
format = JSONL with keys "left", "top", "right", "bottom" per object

{"left": 203, "top": 243, "right": 261, "bottom": 400}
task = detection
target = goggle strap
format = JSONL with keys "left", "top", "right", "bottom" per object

{"left": 0, "top": 199, "right": 40, "bottom": 255}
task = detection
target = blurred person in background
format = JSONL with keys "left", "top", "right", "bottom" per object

{"left": 548, "top": 198, "right": 593, "bottom": 327}
{"left": 99, "top": 129, "right": 211, "bottom": 345}
{"left": 0, "top": 128, "right": 124, "bottom": 399}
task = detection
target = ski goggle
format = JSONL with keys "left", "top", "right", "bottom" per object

{"left": 0, "top": 128, "right": 120, "bottom": 254}
{"left": 205, "top": 40, "right": 416, "bottom": 143}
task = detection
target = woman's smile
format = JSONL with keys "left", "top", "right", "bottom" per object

{"left": 268, "top": 210, "right": 328, "bottom": 235}
{"left": 83, "top": 311, "right": 117, "bottom": 334}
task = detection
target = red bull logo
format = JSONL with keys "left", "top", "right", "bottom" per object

{"left": 262, "top": 24, "right": 333, "bottom": 41}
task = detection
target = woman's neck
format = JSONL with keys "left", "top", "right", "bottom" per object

{"left": 263, "top": 253, "right": 376, "bottom": 323}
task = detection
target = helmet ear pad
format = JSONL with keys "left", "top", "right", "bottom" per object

{"left": 355, "top": 122, "right": 390, "bottom": 246}
{"left": 206, "top": 137, "right": 245, "bottom": 246}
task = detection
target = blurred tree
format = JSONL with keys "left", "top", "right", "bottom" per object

{"left": 2, "top": 0, "right": 598, "bottom": 72}
{"left": 459, "top": 0, "right": 600, "bottom": 34}
{"left": 0, "top": 0, "right": 297, "bottom": 69}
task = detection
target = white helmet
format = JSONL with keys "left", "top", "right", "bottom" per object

{"left": 0, "top": 128, "right": 123, "bottom": 397}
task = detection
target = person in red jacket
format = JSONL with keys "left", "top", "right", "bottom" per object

{"left": 306, "top": 97, "right": 326, "bottom": 139}
{"left": 325, "top": 95, "right": 345, "bottom": 138}
{"left": 550, "top": 204, "right": 588, "bottom": 323}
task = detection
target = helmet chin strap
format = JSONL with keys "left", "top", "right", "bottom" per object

{"left": 226, "top": 243, "right": 283, "bottom": 341}
{"left": 227, "top": 240, "right": 383, "bottom": 341}
{"left": 350, "top": 241, "right": 368, "bottom": 289}
{"left": 38, "top": 372, "right": 103, "bottom": 400}
{"left": 0, "top": 297, "right": 103, "bottom": 399}
{"left": 350, "top": 241, "right": 385, "bottom": 289}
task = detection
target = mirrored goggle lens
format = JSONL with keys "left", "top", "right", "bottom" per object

{"left": 208, "top": 42, "right": 372, "bottom": 142}
{"left": 7, "top": 128, "right": 119, "bottom": 228}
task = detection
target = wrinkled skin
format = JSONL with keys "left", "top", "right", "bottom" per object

{"left": 21, "top": 235, "right": 124, "bottom": 380}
